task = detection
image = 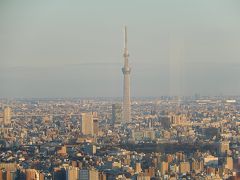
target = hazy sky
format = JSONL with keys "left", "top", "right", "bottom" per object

{"left": 1, "top": 0, "right": 240, "bottom": 98}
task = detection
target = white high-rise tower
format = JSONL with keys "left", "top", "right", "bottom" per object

{"left": 122, "top": 26, "right": 131, "bottom": 122}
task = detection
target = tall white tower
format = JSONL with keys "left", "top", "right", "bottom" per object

{"left": 122, "top": 26, "right": 131, "bottom": 122}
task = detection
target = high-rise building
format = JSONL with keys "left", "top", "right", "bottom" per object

{"left": 135, "top": 162, "right": 142, "bottom": 173}
{"left": 66, "top": 166, "right": 79, "bottom": 180}
{"left": 0, "top": 163, "right": 17, "bottom": 180}
{"left": 92, "top": 112, "right": 99, "bottom": 136}
{"left": 79, "top": 169, "right": 99, "bottom": 180}
{"left": 3, "top": 107, "right": 11, "bottom": 125}
{"left": 179, "top": 162, "right": 190, "bottom": 174}
{"left": 112, "top": 104, "right": 122, "bottom": 125}
{"left": 191, "top": 159, "right": 204, "bottom": 173}
{"left": 122, "top": 26, "right": 131, "bottom": 122}
{"left": 0, "top": 169, "right": 17, "bottom": 180}
{"left": 160, "top": 161, "right": 168, "bottom": 175}
{"left": 81, "top": 113, "right": 93, "bottom": 136}
{"left": 225, "top": 157, "right": 233, "bottom": 170}
{"left": 25, "top": 169, "right": 39, "bottom": 180}
{"left": 39, "top": 172, "right": 45, "bottom": 180}
{"left": 136, "top": 173, "right": 150, "bottom": 180}
{"left": 144, "top": 167, "right": 155, "bottom": 178}
{"left": 99, "top": 172, "right": 107, "bottom": 180}
{"left": 218, "top": 141, "right": 229, "bottom": 156}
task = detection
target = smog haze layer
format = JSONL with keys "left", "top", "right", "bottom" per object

{"left": 1, "top": 0, "right": 240, "bottom": 98}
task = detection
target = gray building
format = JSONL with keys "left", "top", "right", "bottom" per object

{"left": 112, "top": 104, "right": 122, "bottom": 125}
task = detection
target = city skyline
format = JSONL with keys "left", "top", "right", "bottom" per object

{"left": 1, "top": 1, "right": 240, "bottom": 179}
{"left": 1, "top": 1, "right": 240, "bottom": 98}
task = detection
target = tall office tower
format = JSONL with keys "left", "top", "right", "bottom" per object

{"left": 92, "top": 112, "right": 99, "bottom": 136}
{"left": 112, "top": 104, "right": 122, "bottom": 125}
{"left": 3, "top": 107, "right": 11, "bottom": 125}
{"left": 81, "top": 113, "right": 93, "bottom": 136}
{"left": 122, "top": 26, "right": 131, "bottom": 122}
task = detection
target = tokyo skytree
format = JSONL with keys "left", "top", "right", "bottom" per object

{"left": 122, "top": 26, "right": 131, "bottom": 122}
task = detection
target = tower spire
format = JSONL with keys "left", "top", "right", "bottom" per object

{"left": 123, "top": 26, "right": 129, "bottom": 60}
{"left": 124, "top": 26, "right": 127, "bottom": 49}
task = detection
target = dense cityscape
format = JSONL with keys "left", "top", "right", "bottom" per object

{"left": 0, "top": 96, "right": 240, "bottom": 179}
